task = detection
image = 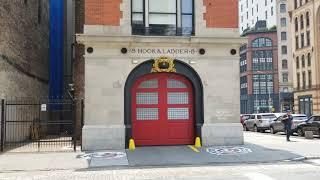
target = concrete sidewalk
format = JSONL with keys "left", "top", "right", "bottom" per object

{"left": 0, "top": 143, "right": 302, "bottom": 171}
{"left": 2, "top": 132, "right": 320, "bottom": 171}
{"left": 0, "top": 152, "right": 89, "bottom": 171}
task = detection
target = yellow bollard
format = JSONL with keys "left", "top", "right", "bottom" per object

{"left": 129, "top": 138, "right": 136, "bottom": 151}
{"left": 194, "top": 137, "right": 201, "bottom": 148}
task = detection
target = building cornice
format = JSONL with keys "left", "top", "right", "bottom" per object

{"left": 76, "top": 34, "right": 247, "bottom": 46}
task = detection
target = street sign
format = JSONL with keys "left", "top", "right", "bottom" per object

{"left": 41, "top": 104, "right": 47, "bottom": 111}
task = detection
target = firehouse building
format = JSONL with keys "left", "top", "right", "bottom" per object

{"left": 77, "top": 0, "right": 245, "bottom": 150}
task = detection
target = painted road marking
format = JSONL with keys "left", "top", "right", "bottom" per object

{"left": 244, "top": 172, "right": 275, "bottom": 180}
{"left": 206, "top": 146, "right": 252, "bottom": 155}
{"left": 188, "top": 145, "right": 200, "bottom": 153}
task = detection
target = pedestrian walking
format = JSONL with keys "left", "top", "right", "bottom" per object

{"left": 282, "top": 110, "right": 293, "bottom": 141}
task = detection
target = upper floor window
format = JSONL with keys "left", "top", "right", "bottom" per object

{"left": 301, "top": 33, "right": 305, "bottom": 47}
{"left": 307, "top": 53, "right": 311, "bottom": 66}
{"left": 265, "top": 10, "right": 268, "bottom": 19}
{"left": 281, "top": 32, "right": 287, "bottom": 41}
{"left": 37, "top": 0, "right": 42, "bottom": 24}
{"left": 300, "top": 15, "right": 304, "bottom": 29}
{"left": 283, "top": 73, "right": 288, "bottom": 83}
{"left": 281, "top": 46, "right": 287, "bottom": 54}
{"left": 280, "top": 4, "right": 286, "bottom": 13}
{"left": 280, "top": 18, "right": 286, "bottom": 27}
{"left": 252, "top": 38, "right": 272, "bottom": 48}
{"left": 297, "top": 73, "right": 300, "bottom": 89}
{"left": 306, "top": 31, "right": 310, "bottom": 46}
{"left": 131, "top": 0, "right": 194, "bottom": 36}
{"left": 295, "top": 36, "right": 299, "bottom": 49}
{"left": 295, "top": 17, "right": 298, "bottom": 32}
{"left": 282, "top": 59, "right": 288, "bottom": 69}
{"left": 308, "top": 70, "right": 312, "bottom": 88}
{"left": 302, "top": 71, "right": 306, "bottom": 89}
{"left": 294, "top": 0, "right": 297, "bottom": 9}
{"left": 306, "top": 12, "right": 310, "bottom": 27}
{"left": 252, "top": 50, "right": 273, "bottom": 71}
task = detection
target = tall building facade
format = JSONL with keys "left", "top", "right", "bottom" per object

{"left": 77, "top": 0, "right": 244, "bottom": 150}
{"left": 0, "top": 0, "right": 49, "bottom": 98}
{"left": 240, "top": 25, "right": 280, "bottom": 114}
{"left": 239, "top": 0, "right": 277, "bottom": 34}
{"left": 276, "top": 0, "right": 294, "bottom": 112}
{"left": 289, "top": 0, "right": 320, "bottom": 116}
{"left": 239, "top": 0, "right": 294, "bottom": 113}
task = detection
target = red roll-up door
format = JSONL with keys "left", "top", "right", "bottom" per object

{"left": 132, "top": 73, "right": 194, "bottom": 146}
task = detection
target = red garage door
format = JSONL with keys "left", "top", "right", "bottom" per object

{"left": 132, "top": 73, "right": 194, "bottom": 146}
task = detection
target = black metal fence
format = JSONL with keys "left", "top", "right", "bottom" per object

{"left": 0, "top": 97, "right": 78, "bottom": 152}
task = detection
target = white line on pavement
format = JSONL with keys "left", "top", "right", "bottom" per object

{"left": 244, "top": 172, "right": 275, "bottom": 180}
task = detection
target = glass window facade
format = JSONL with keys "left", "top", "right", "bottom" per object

{"left": 251, "top": 38, "right": 272, "bottom": 48}
{"left": 132, "top": 0, "right": 194, "bottom": 36}
{"left": 252, "top": 74, "right": 274, "bottom": 95}
{"left": 252, "top": 50, "right": 273, "bottom": 71}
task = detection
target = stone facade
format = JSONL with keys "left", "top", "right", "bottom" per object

{"left": 276, "top": 0, "right": 294, "bottom": 112}
{"left": 77, "top": 0, "right": 245, "bottom": 150}
{"left": 0, "top": 0, "right": 49, "bottom": 98}
{"left": 289, "top": 0, "right": 320, "bottom": 116}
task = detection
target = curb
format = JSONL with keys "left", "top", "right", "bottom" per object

{"left": 284, "top": 156, "right": 320, "bottom": 162}
{"left": 305, "top": 156, "right": 320, "bottom": 160}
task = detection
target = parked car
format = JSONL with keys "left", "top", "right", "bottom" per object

{"left": 240, "top": 114, "right": 251, "bottom": 125}
{"left": 269, "top": 114, "right": 308, "bottom": 134}
{"left": 243, "top": 113, "right": 278, "bottom": 132}
{"left": 295, "top": 115, "right": 320, "bottom": 136}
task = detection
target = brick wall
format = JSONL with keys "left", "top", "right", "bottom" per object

{"left": 245, "top": 31, "right": 279, "bottom": 95}
{"left": 204, "top": 0, "right": 238, "bottom": 28}
{"left": 0, "top": 0, "right": 49, "bottom": 98}
{"left": 85, "top": 0, "right": 122, "bottom": 25}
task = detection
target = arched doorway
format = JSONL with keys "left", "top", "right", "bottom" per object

{"left": 132, "top": 73, "right": 194, "bottom": 146}
{"left": 124, "top": 59, "right": 203, "bottom": 147}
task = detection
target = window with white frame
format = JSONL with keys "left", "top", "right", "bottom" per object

{"left": 131, "top": 0, "right": 194, "bottom": 36}
{"left": 252, "top": 37, "right": 272, "bottom": 48}
{"left": 280, "top": 4, "right": 286, "bottom": 13}
{"left": 281, "top": 32, "right": 287, "bottom": 41}
{"left": 280, "top": 18, "right": 286, "bottom": 27}
{"left": 253, "top": 75, "right": 260, "bottom": 94}
{"left": 282, "top": 73, "right": 288, "bottom": 83}
{"left": 267, "top": 74, "right": 274, "bottom": 93}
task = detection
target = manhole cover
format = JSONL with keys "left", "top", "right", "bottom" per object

{"left": 206, "top": 146, "right": 252, "bottom": 155}
{"left": 79, "top": 152, "right": 126, "bottom": 160}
